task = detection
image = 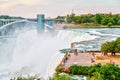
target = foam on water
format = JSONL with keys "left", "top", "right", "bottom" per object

{"left": 57, "top": 30, "right": 98, "bottom": 42}
{"left": 0, "top": 28, "right": 98, "bottom": 79}
{"left": 0, "top": 27, "right": 120, "bottom": 80}
{"left": 4, "top": 30, "right": 69, "bottom": 78}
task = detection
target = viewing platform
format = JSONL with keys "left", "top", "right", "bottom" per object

{"left": 59, "top": 51, "right": 96, "bottom": 72}
{"left": 59, "top": 51, "right": 120, "bottom": 73}
{"left": 62, "top": 53, "right": 93, "bottom": 69}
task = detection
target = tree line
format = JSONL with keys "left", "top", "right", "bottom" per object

{"left": 56, "top": 13, "right": 120, "bottom": 26}
{"left": 101, "top": 37, "right": 120, "bottom": 55}
{"left": 0, "top": 15, "right": 24, "bottom": 19}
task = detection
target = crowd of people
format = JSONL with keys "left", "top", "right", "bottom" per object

{"left": 61, "top": 52, "right": 71, "bottom": 67}
{"left": 60, "top": 49, "right": 96, "bottom": 67}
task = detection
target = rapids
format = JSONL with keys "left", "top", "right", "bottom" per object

{"left": 0, "top": 27, "right": 120, "bottom": 80}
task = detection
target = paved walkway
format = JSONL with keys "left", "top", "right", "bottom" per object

{"left": 62, "top": 53, "right": 93, "bottom": 69}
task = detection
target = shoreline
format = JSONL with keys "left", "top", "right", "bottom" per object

{"left": 55, "top": 23, "right": 120, "bottom": 29}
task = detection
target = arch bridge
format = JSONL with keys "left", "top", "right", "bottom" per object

{"left": 0, "top": 19, "right": 25, "bottom": 27}
{"left": 0, "top": 14, "right": 65, "bottom": 37}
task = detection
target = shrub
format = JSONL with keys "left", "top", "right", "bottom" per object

{"left": 69, "top": 65, "right": 79, "bottom": 75}
{"left": 55, "top": 64, "right": 62, "bottom": 73}
{"left": 52, "top": 73, "right": 78, "bottom": 80}
{"left": 69, "top": 63, "right": 120, "bottom": 80}
{"left": 107, "top": 22, "right": 113, "bottom": 27}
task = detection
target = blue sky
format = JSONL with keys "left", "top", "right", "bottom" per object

{"left": 0, "top": 0, "right": 120, "bottom": 18}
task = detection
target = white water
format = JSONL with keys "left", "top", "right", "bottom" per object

{"left": 0, "top": 28, "right": 120, "bottom": 80}
{"left": 57, "top": 30, "right": 98, "bottom": 42}
{"left": 0, "top": 29, "right": 98, "bottom": 80}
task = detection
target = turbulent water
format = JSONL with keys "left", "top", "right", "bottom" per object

{"left": 72, "top": 28, "right": 120, "bottom": 51}
{"left": 0, "top": 26, "right": 120, "bottom": 80}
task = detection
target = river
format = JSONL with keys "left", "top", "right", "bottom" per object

{"left": 0, "top": 27, "right": 120, "bottom": 80}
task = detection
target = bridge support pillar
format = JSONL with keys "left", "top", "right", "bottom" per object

{"left": 37, "top": 14, "right": 45, "bottom": 34}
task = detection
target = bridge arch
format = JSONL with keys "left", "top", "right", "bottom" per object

{"left": 0, "top": 14, "right": 57, "bottom": 36}
{"left": 0, "top": 20, "right": 36, "bottom": 36}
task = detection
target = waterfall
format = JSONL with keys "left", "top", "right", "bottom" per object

{"left": 57, "top": 30, "right": 98, "bottom": 42}
{"left": 0, "top": 27, "right": 120, "bottom": 80}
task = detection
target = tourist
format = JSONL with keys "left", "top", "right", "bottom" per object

{"left": 88, "top": 51, "right": 91, "bottom": 54}
{"left": 81, "top": 50, "right": 84, "bottom": 53}
{"left": 91, "top": 51, "right": 95, "bottom": 57}
{"left": 103, "top": 52, "right": 107, "bottom": 56}
{"left": 61, "top": 61, "right": 65, "bottom": 67}
{"left": 67, "top": 53, "right": 71, "bottom": 57}
{"left": 65, "top": 56, "right": 68, "bottom": 61}
{"left": 74, "top": 49, "right": 78, "bottom": 56}
{"left": 91, "top": 57, "right": 95, "bottom": 63}
{"left": 64, "top": 58, "right": 66, "bottom": 63}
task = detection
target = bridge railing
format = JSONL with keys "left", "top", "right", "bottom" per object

{"left": 0, "top": 20, "right": 33, "bottom": 36}
{"left": 0, "top": 19, "right": 26, "bottom": 27}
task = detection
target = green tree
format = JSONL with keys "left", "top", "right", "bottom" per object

{"left": 109, "top": 17, "right": 115, "bottom": 25}
{"left": 69, "top": 64, "right": 120, "bottom": 80}
{"left": 115, "top": 38, "right": 120, "bottom": 53}
{"left": 101, "top": 18, "right": 108, "bottom": 25}
{"left": 101, "top": 37, "right": 120, "bottom": 55}
{"left": 67, "top": 13, "right": 75, "bottom": 23}
{"left": 107, "top": 22, "right": 113, "bottom": 27}
{"left": 81, "top": 16, "right": 90, "bottom": 23}
{"left": 94, "top": 14, "right": 103, "bottom": 24}
{"left": 99, "top": 64, "right": 120, "bottom": 80}
{"left": 88, "top": 72, "right": 103, "bottom": 80}
{"left": 66, "top": 15, "right": 73, "bottom": 23}
{"left": 73, "top": 16, "right": 81, "bottom": 23}
{"left": 62, "top": 13, "right": 120, "bottom": 25}
{"left": 52, "top": 73, "right": 77, "bottom": 80}
{"left": 69, "top": 65, "right": 79, "bottom": 75}
{"left": 117, "top": 19, "right": 120, "bottom": 25}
